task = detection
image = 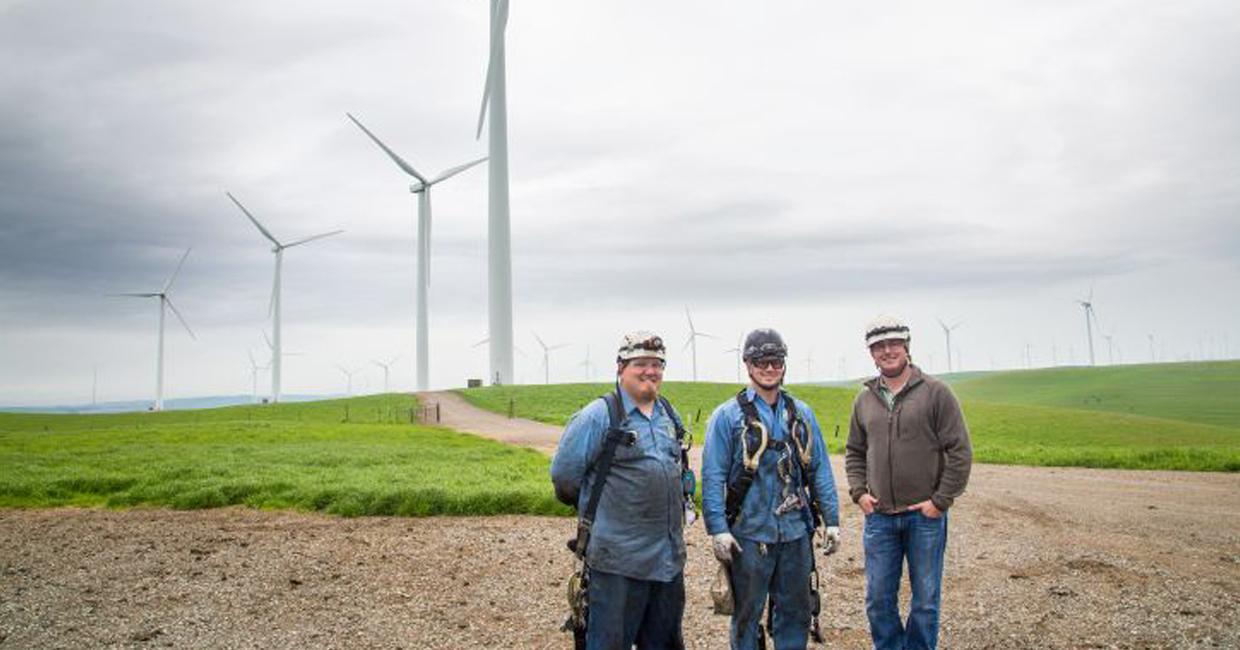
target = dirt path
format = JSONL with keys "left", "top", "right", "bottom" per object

{"left": 1, "top": 395, "right": 1238, "bottom": 648}
{"left": 418, "top": 390, "right": 561, "bottom": 455}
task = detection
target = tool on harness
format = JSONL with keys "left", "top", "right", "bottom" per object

{"left": 560, "top": 388, "right": 694, "bottom": 648}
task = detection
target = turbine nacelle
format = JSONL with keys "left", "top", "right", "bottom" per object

{"left": 409, "top": 182, "right": 426, "bottom": 194}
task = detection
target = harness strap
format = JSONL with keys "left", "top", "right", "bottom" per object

{"left": 572, "top": 390, "right": 632, "bottom": 560}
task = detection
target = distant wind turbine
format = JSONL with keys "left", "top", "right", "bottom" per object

{"left": 475, "top": 0, "right": 515, "bottom": 386}
{"left": 227, "top": 192, "right": 342, "bottom": 403}
{"left": 1101, "top": 329, "right": 1116, "bottom": 365}
{"left": 684, "top": 307, "right": 713, "bottom": 381}
{"left": 1076, "top": 288, "right": 1098, "bottom": 366}
{"left": 579, "top": 345, "right": 594, "bottom": 382}
{"left": 372, "top": 355, "right": 402, "bottom": 394}
{"left": 723, "top": 334, "right": 742, "bottom": 383}
{"left": 937, "top": 318, "right": 962, "bottom": 373}
{"left": 346, "top": 113, "right": 486, "bottom": 392}
{"left": 1147, "top": 333, "right": 1156, "bottom": 363}
{"left": 337, "top": 364, "right": 363, "bottom": 396}
{"left": 110, "top": 247, "right": 195, "bottom": 411}
{"left": 247, "top": 351, "right": 270, "bottom": 404}
{"left": 533, "top": 333, "right": 568, "bottom": 385}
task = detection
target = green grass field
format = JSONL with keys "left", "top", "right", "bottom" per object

{"left": 949, "top": 360, "right": 1240, "bottom": 429}
{"left": 458, "top": 379, "right": 1240, "bottom": 472}
{"left": 0, "top": 394, "right": 570, "bottom": 516}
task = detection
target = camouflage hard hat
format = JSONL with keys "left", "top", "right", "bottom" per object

{"left": 617, "top": 330, "right": 667, "bottom": 362}
{"left": 864, "top": 315, "right": 911, "bottom": 347}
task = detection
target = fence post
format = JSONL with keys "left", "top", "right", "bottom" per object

{"left": 435, "top": 402, "right": 441, "bottom": 423}
{"left": 508, "top": 397, "right": 515, "bottom": 419}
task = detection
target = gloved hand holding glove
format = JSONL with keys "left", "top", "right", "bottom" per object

{"left": 712, "top": 532, "right": 742, "bottom": 563}
{"left": 822, "top": 526, "right": 840, "bottom": 555}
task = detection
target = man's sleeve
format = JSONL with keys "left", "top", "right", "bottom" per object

{"left": 844, "top": 393, "right": 869, "bottom": 504}
{"left": 550, "top": 401, "right": 605, "bottom": 507}
{"left": 930, "top": 385, "right": 973, "bottom": 511}
{"left": 701, "top": 404, "right": 735, "bottom": 536}
{"left": 804, "top": 405, "right": 840, "bottom": 527}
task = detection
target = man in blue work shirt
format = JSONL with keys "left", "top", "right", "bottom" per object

{"left": 551, "top": 331, "right": 691, "bottom": 650}
{"left": 702, "top": 328, "right": 841, "bottom": 650}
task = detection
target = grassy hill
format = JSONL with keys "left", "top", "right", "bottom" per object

{"left": 0, "top": 394, "right": 569, "bottom": 516}
{"left": 949, "top": 361, "right": 1240, "bottom": 429}
{"left": 458, "top": 381, "right": 1239, "bottom": 472}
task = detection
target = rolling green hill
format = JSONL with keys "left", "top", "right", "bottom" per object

{"left": 949, "top": 361, "right": 1240, "bottom": 429}
{"left": 459, "top": 381, "right": 1239, "bottom": 472}
{"left": 0, "top": 394, "right": 569, "bottom": 516}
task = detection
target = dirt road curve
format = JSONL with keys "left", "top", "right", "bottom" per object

{"left": 1, "top": 396, "right": 1237, "bottom": 649}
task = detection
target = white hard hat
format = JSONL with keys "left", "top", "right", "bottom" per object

{"left": 617, "top": 330, "right": 667, "bottom": 362}
{"left": 864, "top": 315, "right": 911, "bottom": 347}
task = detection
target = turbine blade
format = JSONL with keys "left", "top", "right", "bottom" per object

{"left": 109, "top": 292, "right": 159, "bottom": 298}
{"left": 162, "top": 247, "right": 192, "bottom": 293}
{"left": 285, "top": 229, "right": 344, "bottom": 248}
{"left": 227, "top": 192, "right": 281, "bottom": 246}
{"left": 262, "top": 330, "right": 273, "bottom": 351}
{"left": 513, "top": 345, "right": 527, "bottom": 357}
{"left": 685, "top": 306, "right": 695, "bottom": 331}
{"left": 551, "top": 343, "right": 569, "bottom": 351}
{"left": 475, "top": 0, "right": 510, "bottom": 140}
{"left": 165, "top": 298, "right": 196, "bottom": 340}
{"left": 248, "top": 350, "right": 256, "bottom": 366}
{"left": 533, "top": 332, "right": 548, "bottom": 350}
{"left": 472, "top": 337, "right": 489, "bottom": 348}
{"left": 430, "top": 157, "right": 488, "bottom": 185}
{"left": 345, "top": 113, "right": 428, "bottom": 183}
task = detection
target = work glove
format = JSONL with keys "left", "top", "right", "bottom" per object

{"left": 822, "top": 526, "right": 840, "bottom": 556}
{"left": 712, "top": 532, "right": 742, "bottom": 563}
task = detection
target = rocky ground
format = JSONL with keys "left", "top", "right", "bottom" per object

{"left": 2, "top": 461, "right": 1237, "bottom": 649}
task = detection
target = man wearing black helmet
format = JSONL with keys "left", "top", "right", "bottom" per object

{"left": 846, "top": 316, "right": 972, "bottom": 650}
{"left": 701, "top": 328, "right": 840, "bottom": 649}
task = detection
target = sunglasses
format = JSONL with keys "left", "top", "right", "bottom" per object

{"left": 750, "top": 358, "right": 785, "bottom": 370}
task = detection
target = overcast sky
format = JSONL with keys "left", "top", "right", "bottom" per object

{"left": 2, "top": 0, "right": 1238, "bottom": 406}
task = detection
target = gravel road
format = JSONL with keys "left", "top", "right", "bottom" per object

{"left": 1, "top": 395, "right": 1237, "bottom": 649}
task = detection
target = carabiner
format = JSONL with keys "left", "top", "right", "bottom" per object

{"left": 740, "top": 419, "right": 769, "bottom": 472}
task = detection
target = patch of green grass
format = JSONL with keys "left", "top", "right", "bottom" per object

{"left": 950, "top": 361, "right": 1240, "bottom": 429}
{"left": 0, "top": 394, "right": 571, "bottom": 516}
{"left": 458, "top": 382, "right": 1240, "bottom": 472}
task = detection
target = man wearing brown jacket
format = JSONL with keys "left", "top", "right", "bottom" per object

{"left": 845, "top": 315, "right": 972, "bottom": 650}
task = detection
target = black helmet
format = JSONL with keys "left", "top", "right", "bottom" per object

{"left": 742, "top": 328, "right": 788, "bottom": 362}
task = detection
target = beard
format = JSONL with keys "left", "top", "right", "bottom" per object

{"left": 747, "top": 368, "right": 784, "bottom": 391}
{"left": 879, "top": 357, "right": 909, "bottom": 378}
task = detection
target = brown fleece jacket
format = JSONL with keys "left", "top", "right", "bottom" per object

{"left": 845, "top": 365, "right": 972, "bottom": 513}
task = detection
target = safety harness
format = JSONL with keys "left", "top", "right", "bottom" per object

{"left": 562, "top": 389, "right": 694, "bottom": 649}
{"left": 724, "top": 388, "right": 827, "bottom": 645}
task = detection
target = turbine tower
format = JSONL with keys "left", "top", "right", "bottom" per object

{"left": 684, "top": 307, "right": 713, "bottom": 382}
{"left": 227, "top": 192, "right": 342, "bottom": 403}
{"left": 579, "top": 345, "right": 593, "bottom": 382}
{"left": 1076, "top": 289, "right": 1098, "bottom": 366}
{"left": 937, "top": 318, "right": 962, "bottom": 373}
{"left": 476, "top": 0, "right": 515, "bottom": 386}
{"left": 111, "top": 247, "right": 195, "bottom": 411}
{"left": 533, "top": 332, "right": 567, "bottom": 385}
{"left": 346, "top": 113, "right": 486, "bottom": 391}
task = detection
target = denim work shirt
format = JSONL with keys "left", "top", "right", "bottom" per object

{"left": 702, "top": 388, "right": 840, "bottom": 543}
{"left": 549, "top": 388, "right": 687, "bottom": 582}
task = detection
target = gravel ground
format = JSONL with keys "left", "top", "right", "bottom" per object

{"left": 2, "top": 461, "right": 1238, "bottom": 649}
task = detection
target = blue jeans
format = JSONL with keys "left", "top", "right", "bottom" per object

{"left": 729, "top": 535, "right": 813, "bottom": 650}
{"left": 586, "top": 569, "right": 685, "bottom": 650}
{"left": 863, "top": 511, "right": 948, "bottom": 650}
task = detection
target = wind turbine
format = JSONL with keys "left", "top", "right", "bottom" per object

{"left": 346, "top": 113, "right": 486, "bottom": 392}
{"left": 337, "top": 364, "right": 363, "bottom": 396}
{"left": 1076, "top": 289, "right": 1098, "bottom": 366}
{"left": 579, "top": 345, "right": 594, "bottom": 382}
{"left": 937, "top": 318, "right": 962, "bottom": 373}
{"left": 247, "top": 351, "right": 270, "bottom": 404}
{"left": 723, "top": 334, "right": 742, "bottom": 383}
{"left": 684, "top": 307, "right": 713, "bottom": 381}
{"left": 372, "top": 355, "right": 402, "bottom": 394}
{"left": 110, "top": 248, "right": 195, "bottom": 411}
{"left": 1147, "top": 333, "right": 1156, "bottom": 363}
{"left": 1101, "top": 329, "right": 1116, "bottom": 365}
{"left": 475, "top": 0, "right": 515, "bottom": 386}
{"left": 227, "top": 192, "right": 342, "bottom": 403}
{"left": 533, "top": 333, "right": 568, "bottom": 385}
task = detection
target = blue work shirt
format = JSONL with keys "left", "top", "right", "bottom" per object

{"left": 702, "top": 387, "right": 840, "bottom": 543}
{"left": 550, "top": 387, "right": 687, "bottom": 582}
